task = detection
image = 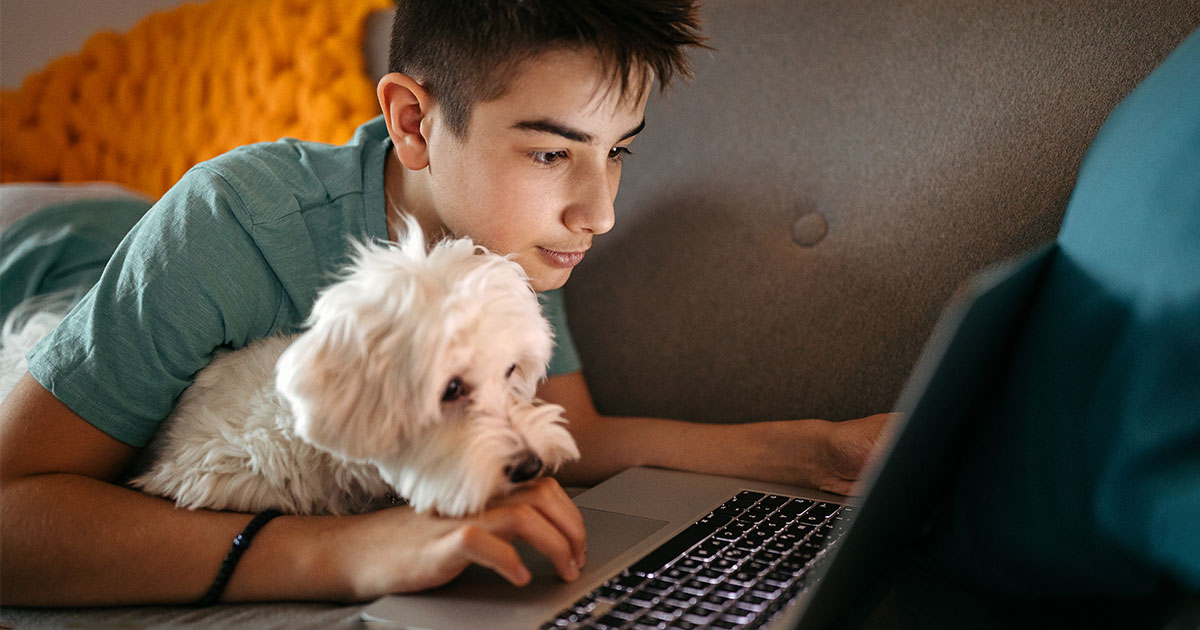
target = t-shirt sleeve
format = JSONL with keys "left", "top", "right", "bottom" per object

{"left": 27, "top": 168, "right": 288, "bottom": 447}
{"left": 538, "top": 288, "right": 582, "bottom": 376}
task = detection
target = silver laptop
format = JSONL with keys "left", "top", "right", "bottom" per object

{"left": 362, "top": 244, "right": 1055, "bottom": 630}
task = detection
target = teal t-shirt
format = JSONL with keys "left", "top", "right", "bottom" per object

{"left": 20, "top": 116, "right": 581, "bottom": 448}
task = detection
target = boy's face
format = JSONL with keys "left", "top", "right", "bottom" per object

{"left": 417, "top": 49, "right": 650, "bottom": 292}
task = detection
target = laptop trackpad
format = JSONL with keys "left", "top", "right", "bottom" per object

{"left": 517, "top": 507, "right": 668, "bottom": 584}
{"left": 361, "top": 508, "right": 667, "bottom": 628}
{"left": 448, "top": 506, "right": 667, "bottom": 596}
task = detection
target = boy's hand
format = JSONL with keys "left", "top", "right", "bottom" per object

{"left": 814, "top": 413, "right": 899, "bottom": 496}
{"left": 326, "top": 476, "right": 586, "bottom": 601}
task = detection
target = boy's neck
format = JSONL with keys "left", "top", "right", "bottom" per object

{"left": 384, "top": 150, "right": 443, "bottom": 245}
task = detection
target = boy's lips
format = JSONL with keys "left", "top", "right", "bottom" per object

{"left": 537, "top": 246, "right": 587, "bottom": 268}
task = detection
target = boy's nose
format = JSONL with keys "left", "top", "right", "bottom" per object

{"left": 564, "top": 196, "right": 615, "bottom": 235}
{"left": 565, "top": 168, "right": 617, "bottom": 235}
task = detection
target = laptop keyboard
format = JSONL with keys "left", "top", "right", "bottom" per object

{"left": 542, "top": 490, "right": 852, "bottom": 630}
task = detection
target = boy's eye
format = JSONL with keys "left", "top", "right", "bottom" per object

{"left": 609, "top": 146, "right": 633, "bottom": 163}
{"left": 531, "top": 150, "right": 568, "bottom": 165}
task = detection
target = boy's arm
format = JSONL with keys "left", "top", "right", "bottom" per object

{"left": 0, "top": 373, "right": 586, "bottom": 606}
{"left": 539, "top": 371, "right": 894, "bottom": 495}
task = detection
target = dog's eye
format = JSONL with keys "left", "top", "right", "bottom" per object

{"left": 506, "top": 364, "right": 517, "bottom": 379}
{"left": 442, "top": 377, "right": 469, "bottom": 402}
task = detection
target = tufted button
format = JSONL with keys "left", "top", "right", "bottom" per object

{"left": 791, "top": 211, "right": 828, "bottom": 247}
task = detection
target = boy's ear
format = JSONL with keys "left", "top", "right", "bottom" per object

{"left": 378, "top": 72, "right": 433, "bottom": 170}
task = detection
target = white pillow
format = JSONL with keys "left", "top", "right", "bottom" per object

{"left": 0, "top": 182, "right": 150, "bottom": 234}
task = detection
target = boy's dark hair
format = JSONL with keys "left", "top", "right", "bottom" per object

{"left": 388, "top": 0, "right": 706, "bottom": 137}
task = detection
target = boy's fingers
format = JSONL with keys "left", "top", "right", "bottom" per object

{"left": 481, "top": 502, "right": 581, "bottom": 583}
{"left": 499, "top": 478, "right": 587, "bottom": 567}
{"left": 450, "top": 525, "right": 531, "bottom": 587}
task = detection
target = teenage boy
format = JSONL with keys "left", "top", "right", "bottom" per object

{"left": 0, "top": 0, "right": 890, "bottom": 605}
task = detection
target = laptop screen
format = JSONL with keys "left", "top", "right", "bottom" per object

{"left": 789, "top": 243, "right": 1055, "bottom": 629}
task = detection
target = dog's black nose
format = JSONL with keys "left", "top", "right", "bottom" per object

{"left": 506, "top": 454, "right": 543, "bottom": 483}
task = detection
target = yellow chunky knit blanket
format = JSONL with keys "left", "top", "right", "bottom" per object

{"left": 1, "top": 0, "right": 393, "bottom": 198}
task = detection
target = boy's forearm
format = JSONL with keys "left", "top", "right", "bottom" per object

{"left": 2, "top": 373, "right": 593, "bottom": 605}
{"left": 541, "top": 371, "right": 889, "bottom": 494}
{"left": 556, "top": 413, "right": 828, "bottom": 488}
{"left": 0, "top": 474, "right": 333, "bottom": 606}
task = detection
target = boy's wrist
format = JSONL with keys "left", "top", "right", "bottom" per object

{"left": 223, "top": 512, "right": 351, "bottom": 603}
{"left": 772, "top": 418, "right": 834, "bottom": 490}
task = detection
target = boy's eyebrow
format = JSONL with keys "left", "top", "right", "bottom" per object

{"left": 512, "top": 118, "right": 646, "bottom": 144}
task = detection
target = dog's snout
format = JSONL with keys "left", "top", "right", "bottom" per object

{"left": 505, "top": 454, "right": 543, "bottom": 483}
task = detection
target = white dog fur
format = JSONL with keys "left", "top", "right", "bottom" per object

{"left": 0, "top": 217, "right": 579, "bottom": 517}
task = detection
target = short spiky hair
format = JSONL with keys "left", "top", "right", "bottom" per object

{"left": 388, "top": 0, "right": 706, "bottom": 137}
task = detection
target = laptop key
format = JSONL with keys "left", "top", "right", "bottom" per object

{"left": 744, "top": 559, "right": 771, "bottom": 574}
{"left": 687, "top": 543, "right": 725, "bottom": 563}
{"left": 728, "top": 569, "right": 760, "bottom": 586}
{"left": 658, "top": 567, "right": 691, "bottom": 583}
{"left": 713, "top": 526, "right": 741, "bottom": 542}
{"left": 663, "top": 592, "right": 697, "bottom": 608}
{"left": 612, "top": 572, "right": 646, "bottom": 591}
{"left": 763, "top": 513, "right": 794, "bottom": 530}
{"left": 725, "top": 519, "right": 756, "bottom": 535}
{"left": 759, "top": 494, "right": 790, "bottom": 509}
{"left": 787, "top": 522, "right": 817, "bottom": 537}
{"left": 628, "top": 521, "right": 723, "bottom": 576}
{"left": 709, "top": 557, "right": 740, "bottom": 573}
{"left": 750, "top": 583, "right": 783, "bottom": 599}
{"left": 798, "top": 502, "right": 840, "bottom": 525}
{"left": 721, "top": 605, "right": 759, "bottom": 624}
{"left": 798, "top": 540, "right": 826, "bottom": 558}
{"left": 777, "top": 498, "right": 815, "bottom": 517}
{"left": 694, "top": 567, "right": 726, "bottom": 583}
{"left": 775, "top": 557, "right": 808, "bottom": 574}
{"left": 610, "top": 601, "right": 644, "bottom": 619}
{"left": 594, "top": 613, "right": 630, "bottom": 629}
{"left": 743, "top": 505, "right": 774, "bottom": 522}
{"left": 624, "top": 590, "right": 657, "bottom": 608}
{"left": 697, "top": 512, "right": 734, "bottom": 528}
{"left": 719, "top": 547, "right": 751, "bottom": 563}
{"left": 595, "top": 585, "right": 625, "bottom": 602}
{"left": 715, "top": 491, "right": 765, "bottom": 516}
{"left": 753, "top": 549, "right": 785, "bottom": 564}
{"left": 739, "top": 593, "right": 770, "bottom": 610}
{"left": 682, "top": 605, "right": 719, "bottom": 624}
{"left": 711, "top": 582, "right": 744, "bottom": 598}
{"left": 773, "top": 530, "right": 803, "bottom": 545}
{"left": 763, "top": 570, "right": 794, "bottom": 587}
{"left": 640, "top": 578, "right": 673, "bottom": 595}
{"left": 646, "top": 601, "right": 685, "bottom": 620}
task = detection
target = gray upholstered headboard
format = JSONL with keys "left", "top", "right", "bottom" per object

{"left": 367, "top": 2, "right": 1200, "bottom": 424}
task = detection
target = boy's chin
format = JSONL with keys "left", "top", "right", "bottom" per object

{"left": 529, "top": 268, "right": 572, "bottom": 293}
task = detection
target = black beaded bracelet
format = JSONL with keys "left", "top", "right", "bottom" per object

{"left": 197, "top": 509, "right": 282, "bottom": 606}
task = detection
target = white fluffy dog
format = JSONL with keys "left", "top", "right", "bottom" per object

{"left": 0, "top": 218, "right": 579, "bottom": 517}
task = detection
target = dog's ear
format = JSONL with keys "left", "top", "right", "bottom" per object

{"left": 511, "top": 298, "right": 555, "bottom": 401}
{"left": 275, "top": 281, "right": 438, "bottom": 460}
{"left": 511, "top": 353, "right": 548, "bottom": 400}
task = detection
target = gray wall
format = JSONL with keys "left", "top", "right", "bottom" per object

{"left": 1, "top": 0, "right": 193, "bottom": 88}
